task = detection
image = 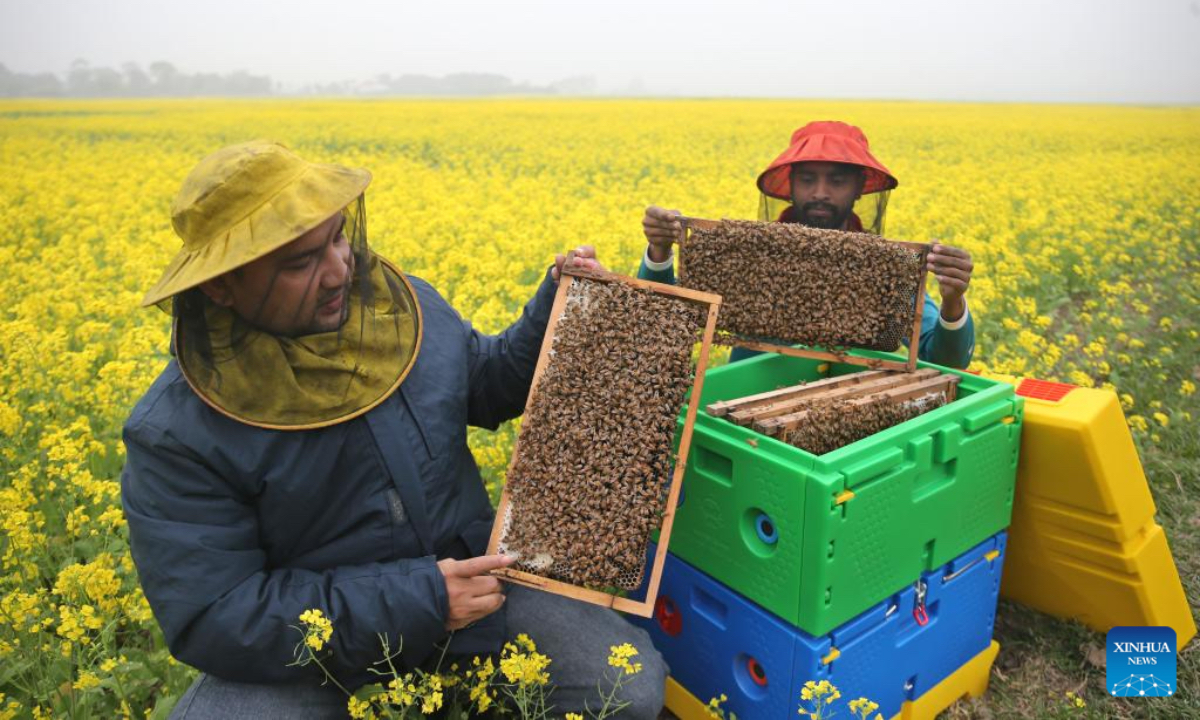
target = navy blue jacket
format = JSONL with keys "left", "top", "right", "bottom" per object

{"left": 121, "top": 271, "right": 557, "bottom": 688}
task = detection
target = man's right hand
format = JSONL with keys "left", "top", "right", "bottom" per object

{"left": 437, "top": 554, "right": 513, "bottom": 631}
{"left": 642, "top": 206, "right": 682, "bottom": 264}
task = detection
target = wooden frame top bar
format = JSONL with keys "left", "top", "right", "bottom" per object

{"left": 677, "top": 216, "right": 930, "bottom": 255}
{"left": 756, "top": 373, "right": 960, "bottom": 436}
{"left": 739, "top": 369, "right": 941, "bottom": 427}
{"left": 567, "top": 266, "right": 721, "bottom": 305}
{"left": 706, "top": 369, "right": 890, "bottom": 417}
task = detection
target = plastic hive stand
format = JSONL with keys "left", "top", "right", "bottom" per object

{"left": 663, "top": 640, "right": 999, "bottom": 720}
{"left": 633, "top": 533, "right": 1006, "bottom": 720}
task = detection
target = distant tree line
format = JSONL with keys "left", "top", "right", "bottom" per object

{"left": 0, "top": 60, "right": 272, "bottom": 97}
{"left": 0, "top": 60, "right": 598, "bottom": 97}
{"left": 303, "top": 73, "right": 597, "bottom": 96}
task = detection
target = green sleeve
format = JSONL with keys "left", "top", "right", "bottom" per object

{"left": 636, "top": 252, "right": 676, "bottom": 285}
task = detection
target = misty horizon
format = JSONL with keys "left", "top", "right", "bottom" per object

{"left": 4, "top": 58, "right": 1199, "bottom": 105}
{"left": 2, "top": 0, "right": 1199, "bottom": 104}
{"left": 0, "top": 60, "right": 601, "bottom": 98}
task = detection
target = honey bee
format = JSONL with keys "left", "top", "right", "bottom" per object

{"left": 775, "top": 386, "right": 950, "bottom": 455}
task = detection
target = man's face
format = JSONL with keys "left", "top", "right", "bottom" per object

{"left": 202, "top": 212, "right": 355, "bottom": 337}
{"left": 789, "top": 162, "right": 866, "bottom": 230}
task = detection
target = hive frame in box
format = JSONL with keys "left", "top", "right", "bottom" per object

{"left": 709, "top": 368, "right": 946, "bottom": 428}
{"left": 677, "top": 216, "right": 929, "bottom": 372}
{"left": 752, "top": 373, "right": 961, "bottom": 436}
{"left": 486, "top": 267, "right": 721, "bottom": 617}
{"left": 706, "top": 369, "right": 892, "bottom": 418}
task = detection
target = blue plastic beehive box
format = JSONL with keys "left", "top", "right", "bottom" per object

{"left": 632, "top": 532, "right": 1007, "bottom": 720}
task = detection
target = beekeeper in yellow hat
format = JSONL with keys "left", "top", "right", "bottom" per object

{"left": 121, "top": 141, "right": 667, "bottom": 717}
{"left": 143, "top": 139, "right": 419, "bottom": 428}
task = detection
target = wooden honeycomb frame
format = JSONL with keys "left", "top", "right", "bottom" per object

{"left": 486, "top": 267, "right": 721, "bottom": 617}
{"left": 679, "top": 216, "right": 930, "bottom": 372}
{"left": 709, "top": 368, "right": 960, "bottom": 437}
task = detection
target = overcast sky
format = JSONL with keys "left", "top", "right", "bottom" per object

{"left": 3, "top": 0, "right": 1199, "bottom": 102}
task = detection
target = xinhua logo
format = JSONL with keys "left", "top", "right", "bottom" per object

{"left": 1106, "top": 626, "right": 1176, "bottom": 697}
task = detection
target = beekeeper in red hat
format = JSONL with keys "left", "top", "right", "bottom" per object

{"left": 635, "top": 120, "right": 975, "bottom": 368}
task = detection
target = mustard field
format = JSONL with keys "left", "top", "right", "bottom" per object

{"left": 1, "top": 99, "right": 1197, "bottom": 718}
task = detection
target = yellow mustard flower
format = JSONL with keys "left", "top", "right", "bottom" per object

{"left": 607, "top": 643, "right": 644, "bottom": 676}
{"left": 298, "top": 608, "right": 333, "bottom": 652}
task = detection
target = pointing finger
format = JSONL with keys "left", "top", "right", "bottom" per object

{"left": 448, "top": 554, "right": 515, "bottom": 578}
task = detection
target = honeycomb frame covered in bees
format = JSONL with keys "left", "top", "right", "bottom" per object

{"left": 486, "top": 267, "right": 721, "bottom": 617}
{"left": 678, "top": 217, "right": 929, "bottom": 372}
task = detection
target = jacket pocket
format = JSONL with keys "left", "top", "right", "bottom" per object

{"left": 399, "top": 386, "right": 437, "bottom": 461}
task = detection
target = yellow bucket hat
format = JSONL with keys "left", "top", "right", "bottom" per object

{"left": 142, "top": 139, "right": 372, "bottom": 307}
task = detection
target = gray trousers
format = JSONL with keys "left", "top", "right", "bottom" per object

{"left": 169, "top": 586, "right": 667, "bottom": 719}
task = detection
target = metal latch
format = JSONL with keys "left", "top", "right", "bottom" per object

{"left": 913, "top": 578, "right": 929, "bottom": 626}
{"left": 942, "top": 548, "right": 1002, "bottom": 584}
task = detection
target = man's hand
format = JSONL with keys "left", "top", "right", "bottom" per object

{"left": 552, "top": 245, "right": 603, "bottom": 282}
{"left": 927, "top": 241, "right": 973, "bottom": 322}
{"left": 642, "top": 206, "right": 682, "bottom": 264}
{"left": 437, "top": 554, "right": 514, "bottom": 631}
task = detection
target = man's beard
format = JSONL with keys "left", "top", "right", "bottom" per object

{"left": 797, "top": 201, "right": 852, "bottom": 230}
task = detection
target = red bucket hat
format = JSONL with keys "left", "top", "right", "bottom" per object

{"left": 756, "top": 121, "right": 899, "bottom": 200}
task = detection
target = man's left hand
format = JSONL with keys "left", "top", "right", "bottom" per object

{"left": 552, "top": 245, "right": 603, "bottom": 282}
{"left": 927, "top": 241, "right": 973, "bottom": 322}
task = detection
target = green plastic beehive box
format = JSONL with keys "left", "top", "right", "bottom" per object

{"left": 666, "top": 351, "right": 1022, "bottom": 636}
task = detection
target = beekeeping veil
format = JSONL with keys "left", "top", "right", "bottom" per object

{"left": 142, "top": 140, "right": 421, "bottom": 429}
{"left": 756, "top": 121, "right": 897, "bottom": 235}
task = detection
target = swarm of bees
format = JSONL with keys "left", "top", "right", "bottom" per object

{"left": 500, "top": 276, "right": 707, "bottom": 590}
{"left": 711, "top": 368, "right": 957, "bottom": 455}
{"left": 782, "top": 392, "right": 948, "bottom": 455}
{"left": 680, "top": 220, "right": 922, "bottom": 351}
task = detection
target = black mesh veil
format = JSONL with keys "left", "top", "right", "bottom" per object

{"left": 759, "top": 189, "right": 891, "bottom": 235}
{"left": 172, "top": 196, "right": 375, "bottom": 372}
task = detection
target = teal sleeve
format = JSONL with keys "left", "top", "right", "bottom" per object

{"left": 910, "top": 295, "right": 975, "bottom": 369}
{"left": 636, "top": 254, "right": 676, "bottom": 285}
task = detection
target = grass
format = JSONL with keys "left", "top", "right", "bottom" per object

{"left": 971, "top": 429, "right": 1200, "bottom": 720}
